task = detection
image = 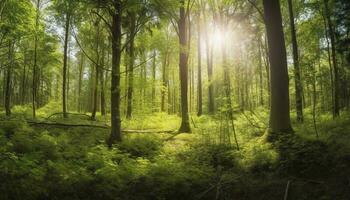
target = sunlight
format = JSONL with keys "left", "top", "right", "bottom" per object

{"left": 209, "top": 29, "right": 227, "bottom": 49}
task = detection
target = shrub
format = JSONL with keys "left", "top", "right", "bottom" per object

{"left": 118, "top": 135, "right": 163, "bottom": 158}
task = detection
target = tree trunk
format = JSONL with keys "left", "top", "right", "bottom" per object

{"left": 151, "top": 50, "right": 156, "bottom": 112}
{"left": 263, "top": 0, "right": 292, "bottom": 133}
{"left": 203, "top": 18, "right": 214, "bottom": 114}
{"left": 21, "top": 50, "right": 27, "bottom": 105}
{"left": 5, "top": 42, "right": 13, "bottom": 116}
{"left": 100, "top": 48, "right": 106, "bottom": 116}
{"left": 126, "top": 13, "right": 136, "bottom": 119}
{"left": 161, "top": 49, "right": 168, "bottom": 112}
{"left": 197, "top": 13, "right": 203, "bottom": 116}
{"left": 32, "top": 0, "right": 41, "bottom": 118}
{"left": 62, "top": 12, "right": 70, "bottom": 118}
{"left": 91, "top": 18, "right": 101, "bottom": 121}
{"left": 178, "top": 0, "right": 191, "bottom": 133}
{"left": 77, "top": 52, "right": 84, "bottom": 112}
{"left": 258, "top": 38, "right": 264, "bottom": 106}
{"left": 108, "top": 0, "right": 123, "bottom": 146}
{"left": 323, "top": 0, "right": 340, "bottom": 117}
{"left": 287, "top": 0, "right": 303, "bottom": 122}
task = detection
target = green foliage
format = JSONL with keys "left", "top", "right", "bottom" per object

{"left": 118, "top": 135, "right": 163, "bottom": 158}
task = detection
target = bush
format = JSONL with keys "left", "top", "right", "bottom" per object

{"left": 118, "top": 135, "right": 163, "bottom": 158}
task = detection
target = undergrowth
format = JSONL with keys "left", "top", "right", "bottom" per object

{"left": 0, "top": 108, "right": 350, "bottom": 199}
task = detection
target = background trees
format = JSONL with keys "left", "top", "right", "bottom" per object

{"left": 0, "top": 0, "right": 349, "bottom": 141}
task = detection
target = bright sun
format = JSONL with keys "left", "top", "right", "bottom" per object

{"left": 207, "top": 28, "right": 231, "bottom": 50}
{"left": 211, "top": 29, "right": 224, "bottom": 48}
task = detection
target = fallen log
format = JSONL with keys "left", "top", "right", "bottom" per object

{"left": 46, "top": 112, "right": 92, "bottom": 120}
{"left": 27, "top": 121, "right": 176, "bottom": 134}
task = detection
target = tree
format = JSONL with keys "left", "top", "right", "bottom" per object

{"left": 196, "top": 12, "right": 202, "bottom": 116}
{"left": 52, "top": 0, "right": 77, "bottom": 118}
{"left": 178, "top": 0, "right": 191, "bottom": 133}
{"left": 323, "top": 0, "right": 340, "bottom": 117}
{"left": 108, "top": 0, "right": 123, "bottom": 145}
{"left": 263, "top": 0, "right": 292, "bottom": 133}
{"left": 287, "top": 0, "right": 303, "bottom": 122}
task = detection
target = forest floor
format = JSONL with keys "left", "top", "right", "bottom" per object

{"left": 1, "top": 103, "right": 350, "bottom": 199}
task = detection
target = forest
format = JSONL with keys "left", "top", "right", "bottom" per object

{"left": 0, "top": 0, "right": 350, "bottom": 199}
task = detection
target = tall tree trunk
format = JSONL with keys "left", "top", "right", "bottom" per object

{"left": 263, "top": 0, "right": 292, "bottom": 133}
{"left": 100, "top": 47, "right": 106, "bottom": 116}
{"left": 5, "top": 42, "right": 13, "bottom": 116}
{"left": 161, "top": 50, "right": 168, "bottom": 112}
{"left": 178, "top": 0, "right": 191, "bottom": 133}
{"left": 32, "top": 0, "right": 40, "bottom": 118}
{"left": 258, "top": 38, "right": 264, "bottom": 106}
{"left": 126, "top": 13, "right": 136, "bottom": 119}
{"left": 62, "top": 12, "right": 70, "bottom": 118}
{"left": 287, "top": 0, "right": 303, "bottom": 122}
{"left": 21, "top": 50, "right": 27, "bottom": 105}
{"left": 321, "top": 11, "right": 334, "bottom": 114}
{"left": 323, "top": 0, "right": 340, "bottom": 117}
{"left": 91, "top": 19, "right": 101, "bottom": 121}
{"left": 151, "top": 50, "right": 156, "bottom": 112}
{"left": 77, "top": 52, "right": 84, "bottom": 112}
{"left": 197, "top": 14, "right": 203, "bottom": 116}
{"left": 108, "top": 0, "right": 123, "bottom": 146}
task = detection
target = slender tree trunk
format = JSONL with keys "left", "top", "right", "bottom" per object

{"left": 32, "top": 0, "right": 41, "bottom": 118}
{"left": 126, "top": 13, "right": 136, "bottom": 119}
{"left": 322, "top": 11, "right": 334, "bottom": 113}
{"left": 201, "top": 4, "right": 214, "bottom": 114}
{"left": 263, "top": 0, "right": 292, "bottom": 133}
{"left": 161, "top": 49, "right": 168, "bottom": 112}
{"left": 91, "top": 19, "right": 101, "bottom": 121}
{"left": 324, "top": 0, "right": 340, "bottom": 117}
{"left": 100, "top": 48, "right": 106, "bottom": 116}
{"left": 151, "top": 50, "right": 156, "bottom": 112}
{"left": 287, "top": 0, "right": 303, "bottom": 122}
{"left": 5, "top": 42, "right": 13, "bottom": 116}
{"left": 77, "top": 52, "right": 84, "bottom": 112}
{"left": 62, "top": 12, "right": 70, "bottom": 118}
{"left": 178, "top": 0, "right": 191, "bottom": 133}
{"left": 197, "top": 14, "right": 202, "bottom": 116}
{"left": 258, "top": 38, "right": 264, "bottom": 106}
{"left": 108, "top": 1, "right": 123, "bottom": 146}
{"left": 21, "top": 50, "right": 27, "bottom": 105}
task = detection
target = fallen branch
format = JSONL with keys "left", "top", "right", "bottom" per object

{"left": 46, "top": 112, "right": 92, "bottom": 120}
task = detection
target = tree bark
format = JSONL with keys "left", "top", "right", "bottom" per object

{"left": 91, "top": 18, "right": 101, "bottom": 121}
{"left": 5, "top": 42, "right": 13, "bottom": 116}
{"left": 151, "top": 50, "right": 156, "bottom": 112}
{"left": 108, "top": 0, "right": 123, "bottom": 146}
{"left": 258, "top": 38, "right": 264, "bottom": 106}
{"left": 178, "top": 0, "right": 191, "bottom": 133}
{"left": 263, "top": 0, "right": 292, "bottom": 133}
{"left": 197, "top": 14, "right": 202, "bottom": 116}
{"left": 161, "top": 48, "right": 168, "bottom": 112}
{"left": 32, "top": 0, "right": 41, "bottom": 118}
{"left": 126, "top": 13, "right": 136, "bottom": 119}
{"left": 62, "top": 12, "right": 70, "bottom": 118}
{"left": 77, "top": 52, "right": 84, "bottom": 112}
{"left": 287, "top": 0, "right": 303, "bottom": 122}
